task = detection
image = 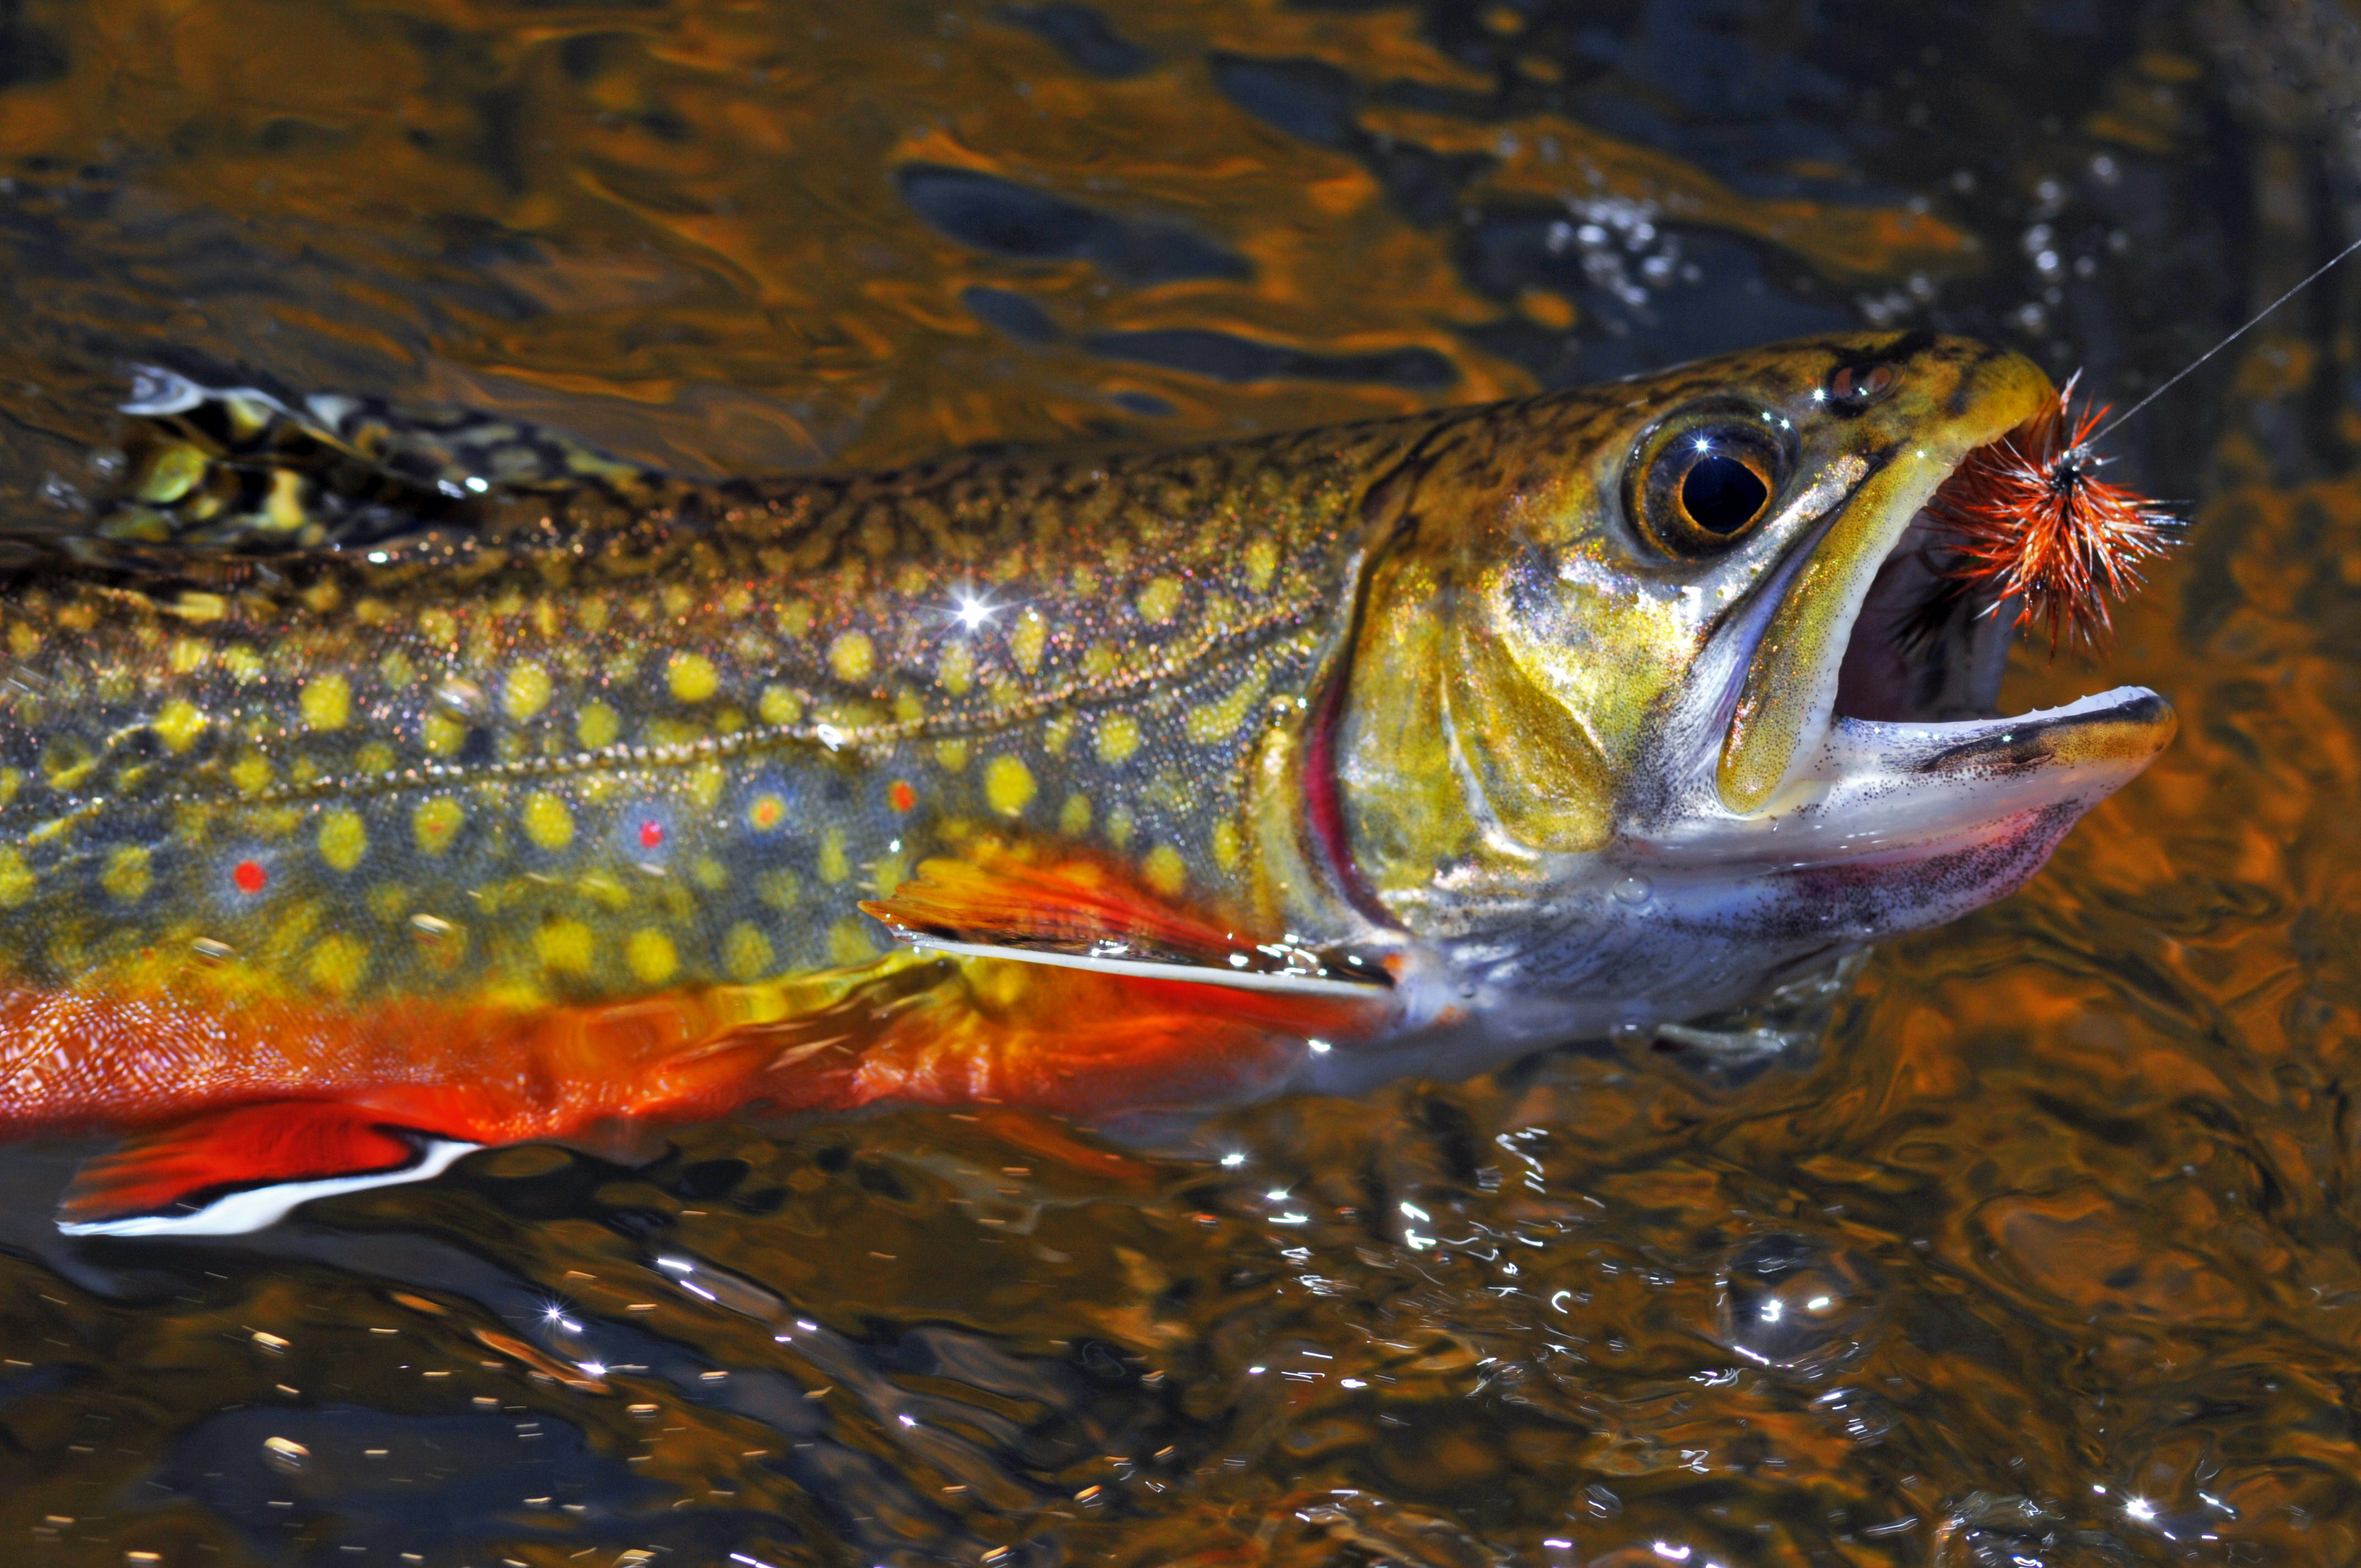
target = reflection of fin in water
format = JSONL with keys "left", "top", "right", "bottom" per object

{"left": 56, "top": 1099, "right": 480, "bottom": 1237}
{"left": 92, "top": 365, "right": 678, "bottom": 555}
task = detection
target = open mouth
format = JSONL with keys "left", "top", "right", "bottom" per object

{"left": 1699, "top": 365, "right": 2176, "bottom": 857}
{"left": 1830, "top": 507, "right": 2017, "bottom": 727}
{"left": 1758, "top": 436, "right": 2177, "bottom": 849}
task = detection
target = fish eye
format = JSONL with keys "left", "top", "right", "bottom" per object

{"left": 1625, "top": 409, "right": 1792, "bottom": 558}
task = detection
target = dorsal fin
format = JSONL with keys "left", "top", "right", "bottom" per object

{"left": 89, "top": 366, "right": 677, "bottom": 556}
{"left": 859, "top": 848, "right": 1391, "bottom": 998}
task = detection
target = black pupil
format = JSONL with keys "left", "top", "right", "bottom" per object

{"left": 1680, "top": 452, "right": 1768, "bottom": 534}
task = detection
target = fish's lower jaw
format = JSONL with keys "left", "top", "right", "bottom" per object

{"left": 1658, "top": 684, "right": 2175, "bottom": 873}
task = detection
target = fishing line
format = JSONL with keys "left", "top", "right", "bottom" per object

{"left": 2090, "top": 230, "right": 2361, "bottom": 443}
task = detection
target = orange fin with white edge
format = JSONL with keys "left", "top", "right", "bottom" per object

{"left": 859, "top": 848, "right": 1391, "bottom": 999}
{"left": 756, "top": 952, "right": 1388, "bottom": 1118}
{"left": 58, "top": 1102, "right": 479, "bottom": 1238}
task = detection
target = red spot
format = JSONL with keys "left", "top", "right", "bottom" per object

{"left": 889, "top": 780, "right": 917, "bottom": 813}
{"left": 638, "top": 820, "right": 665, "bottom": 850}
{"left": 232, "top": 860, "right": 268, "bottom": 895}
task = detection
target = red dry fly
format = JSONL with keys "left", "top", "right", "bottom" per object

{"left": 1924, "top": 373, "right": 2180, "bottom": 652}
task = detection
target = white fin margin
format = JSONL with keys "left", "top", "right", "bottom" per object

{"left": 900, "top": 936, "right": 1385, "bottom": 997}
{"left": 58, "top": 1139, "right": 480, "bottom": 1239}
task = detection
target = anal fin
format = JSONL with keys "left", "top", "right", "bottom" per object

{"left": 59, "top": 1102, "right": 477, "bottom": 1237}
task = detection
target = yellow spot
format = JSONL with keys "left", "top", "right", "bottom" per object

{"left": 102, "top": 845, "right": 150, "bottom": 903}
{"left": 522, "top": 792, "right": 574, "bottom": 850}
{"left": 692, "top": 855, "right": 727, "bottom": 891}
{"left": 1136, "top": 575, "right": 1183, "bottom": 625}
{"left": 1244, "top": 535, "right": 1279, "bottom": 595}
{"left": 535, "top": 918, "right": 595, "bottom": 976}
{"left": 223, "top": 645, "right": 263, "bottom": 683}
{"left": 687, "top": 761, "right": 725, "bottom": 810}
{"left": 818, "top": 829, "right": 850, "bottom": 884}
{"left": 307, "top": 934, "right": 371, "bottom": 996}
{"left": 668, "top": 652, "right": 719, "bottom": 704}
{"left": 829, "top": 630, "right": 874, "bottom": 683}
{"left": 1081, "top": 642, "right": 1118, "bottom": 680}
{"left": 1059, "top": 793, "right": 1092, "bottom": 836}
{"left": 1143, "top": 844, "right": 1186, "bottom": 895}
{"left": 0, "top": 769, "right": 18, "bottom": 808}
{"left": 934, "top": 739, "right": 970, "bottom": 773}
{"left": 1043, "top": 713, "right": 1074, "bottom": 756}
{"left": 413, "top": 797, "right": 464, "bottom": 854}
{"left": 758, "top": 869, "right": 801, "bottom": 910}
{"left": 422, "top": 710, "right": 466, "bottom": 758}
{"left": 356, "top": 743, "right": 395, "bottom": 775}
{"left": 578, "top": 598, "right": 609, "bottom": 634}
{"left": 938, "top": 640, "right": 975, "bottom": 696}
{"left": 505, "top": 662, "right": 553, "bottom": 722}
{"left": 576, "top": 702, "right": 619, "bottom": 750}
{"left": 984, "top": 755, "right": 1036, "bottom": 818}
{"left": 0, "top": 848, "right": 32, "bottom": 907}
{"left": 723, "top": 922, "right": 774, "bottom": 980}
{"left": 759, "top": 685, "right": 802, "bottom": 727}
{"left": 661, "top": 583, "right": 695, "bottom": 618}
{"left": 626, "top": 928, "right": 679, "bottom": 985}
{"left": 776, "top": 600, "right": 815, "bottom": 637}
{"left": 6, "top": 624, "right": 36, "bottom": 658}
{"left": 1108, "top": 806, "right": 1135, "bottom": 850}
{"left": 300, "top": 673, "right": 351, "bottom": 732}
{"left": 828, "top": 917, "right": 878, "bottom": 965}
{"left": 170, "top": 591, "right": 225, "bottom": 624}
{"left": 1096, "top": 714, "right": 1142, "bottom": 765}
{"left": 893, "top": 688, "right": 926, "bottom": 724}
{"left": 168, "top": 638, "right": 207, "bottom": 674}
{"left": 1184, "top": 671, "right": 1267, "bottom": 745}
{"left": 1211, "top": 819, "right": 1242, "bottom": 873}
{"left": 152, "top": 699, "right": 206, "bottom": 754}
{"left": 317, "top": 808, "right": 368, "bottom": 872}
{"left": 229, "top": 754, "right": 272, "bottom": 797}
{"left": 1010, "top": 610, "right": 1047, "bottom": 675}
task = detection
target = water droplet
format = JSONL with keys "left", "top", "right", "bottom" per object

{"left": 262, "top": 1435, "right": 308, "bottom": 1473}
{"left": 1611, "top": 875, "right": 1651, "bottom": 905}
{"left": 432, "top": 678, "right": 485, "bottom": 717}
{"left": 1718, "top": 1233, "right": 1875, "bottom": 1369}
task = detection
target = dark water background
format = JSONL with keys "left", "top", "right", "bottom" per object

{"left": 0, "top": 1, "right": 2358, "bottom": 1562}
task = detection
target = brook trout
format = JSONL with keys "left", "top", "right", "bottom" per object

{"left": 0, "top": 333, "right": 2173, "bottom": 1232}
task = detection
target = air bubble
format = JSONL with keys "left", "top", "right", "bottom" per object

{"left": 1611, "top": 875, "right": 1651, "bottom": 905}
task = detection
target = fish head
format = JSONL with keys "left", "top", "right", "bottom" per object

{"left": 1319, "top": 331, "right": 2174, "bottom": 1044}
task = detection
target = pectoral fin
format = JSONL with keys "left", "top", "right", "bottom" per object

{"left": 58, "top": 1102, "right": 478, "bottom": 1237}
{"left": 859, "top": 848, "right": 1391, "bottom": 998}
